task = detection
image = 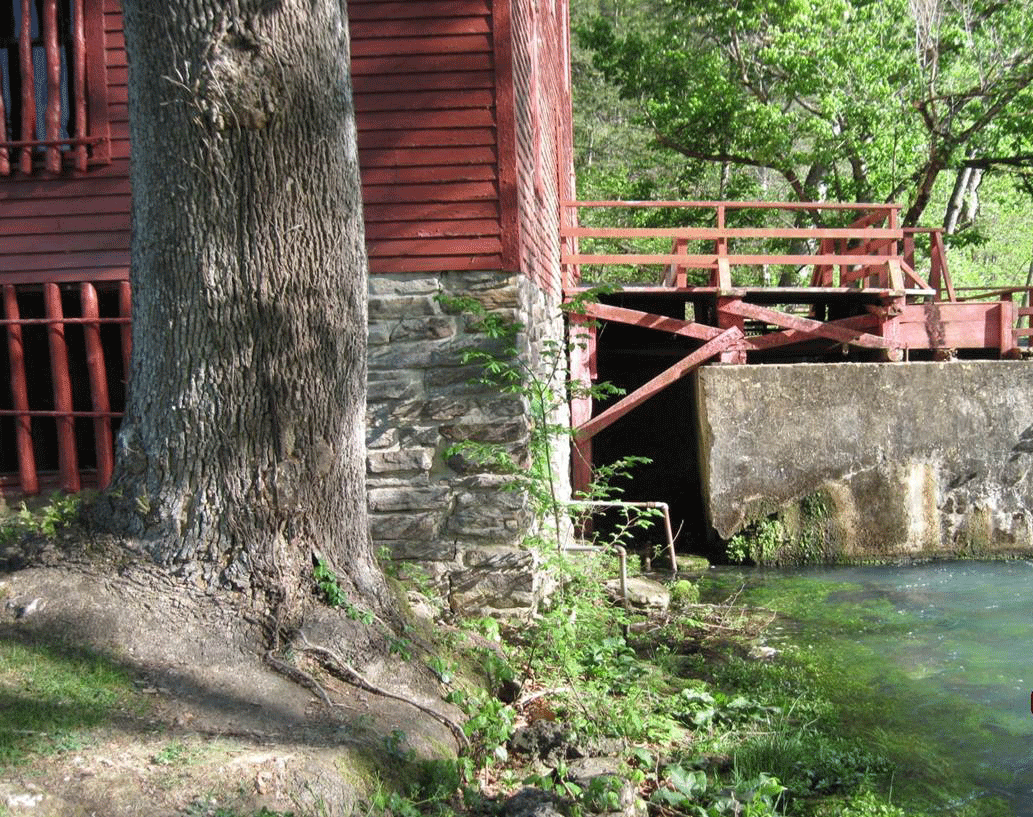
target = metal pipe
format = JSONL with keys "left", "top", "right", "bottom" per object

{"left": 567, "top": 499, "right": 678, "bottom": 573}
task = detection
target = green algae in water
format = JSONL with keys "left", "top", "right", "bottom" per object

{"left": 701, "top": 564, "right": 1032, "bottom": 816}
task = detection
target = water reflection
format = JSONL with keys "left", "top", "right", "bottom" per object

{"left": 711, "top": 561, "right": 1033, "bottom": 815}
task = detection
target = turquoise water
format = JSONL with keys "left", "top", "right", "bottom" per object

{"left": 710, "top": 561, "right": 1033, "bottom": 815}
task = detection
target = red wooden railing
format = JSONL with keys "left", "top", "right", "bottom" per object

{"left": 0, "top": 0, "right": 103, "bottom": 175}
{"left": 561, "top": 201, "right": 936, "bottom": 294}
{"left": 0, "top": 279, "right": 129, "bottom": 494}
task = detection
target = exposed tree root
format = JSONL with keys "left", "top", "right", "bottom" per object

{"left": 266, "top": 631, "right": 470, "bottom": 752}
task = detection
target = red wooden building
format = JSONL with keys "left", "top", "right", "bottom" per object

{"left": 0, "top": 0, "right": 576, "bottom": 508}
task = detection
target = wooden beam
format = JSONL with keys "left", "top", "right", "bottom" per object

{"left": 720, "top": 300, "right": 895, "bottom": 349}
{"left": 745, "top": 314, "right": 882, "bottom": 351}
{"left": 578, "top": 302, "right": 723, "bottom": 341}
{"left": 574, "top": 327, "right": 743, "bottom": 442}
{"left": 561, "top": 226, "right": 904, "bottom": 240}
{"left": 562, "top": 252, "right": 902, "bottom": 267}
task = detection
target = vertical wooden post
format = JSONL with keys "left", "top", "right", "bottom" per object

{"left": 81, "top": 282, "right": 113, "bottom": 488}
{"left": 931, "top": 230, "right": 956, "bottom": 302}
{"left": 999, "top": 295, "right": 1017, "bottom": 358}
{"left": 18, "top": 0, "right": 36, "bottom": 174}
{"left": 72, "top": 0, "right": 87, "bottom": 170}
{"left": 714, "top": 205, "right": 730, "bottom": 289}
{"left": 4, "top": 285, "right": 39, "bottom": 494}
{"left": 44, "top": 282, "right": 80, "bottom": 492}
{"left": 43, "top": 0, "right": 61, "bottom": 172}
{"left": 569, "top": 311, "right": 594, "bottom": 497}
{"left": 118, "top": 280, "right": 132, "bottom": 379}
{"left": 716, "top": 296, "right": 746, "bottom": 363}
{"left": 0, "top": 87, "right": 9, "bottom": 175}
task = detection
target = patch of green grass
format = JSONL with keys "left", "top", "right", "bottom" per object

{"left": 0, "top": 636, "right": 143, "bottom": 768}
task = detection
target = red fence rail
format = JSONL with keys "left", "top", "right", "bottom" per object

{"left": 0, "top": 278, "right": 129, "bottom": 494}
{"left": 561, "top": 200, "right": 951, "bottom": 296}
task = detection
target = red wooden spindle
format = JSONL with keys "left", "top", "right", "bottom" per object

{"left": 44, "top": 282, "right": 79, "bottom": 492}
{"left": 72, "top": 0, "right": 86, "bottom": 170}
{"left": 18, "top": 0, "right": 35, "bottom": 173}
{"left": 118, "top": 280, "right": 131, "bottom": 379}
{"left": 80, "top": 282, "right": 112, "bottom": 488}
{"left": 4, "top": 285, "right": 39, "bottom": 494}
{"left": 0, "top": 74, "right": 9, "bottom": 175}
{"left": 43, "top": 0, "right": 60, "bottom": 172}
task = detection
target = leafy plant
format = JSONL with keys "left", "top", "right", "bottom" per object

{"left": 0, "top": 493, "right": 81, "bottom": 545}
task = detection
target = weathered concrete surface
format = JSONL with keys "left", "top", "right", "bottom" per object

{"left": 696, "top": 361, "right": 1033, "bottom": 561}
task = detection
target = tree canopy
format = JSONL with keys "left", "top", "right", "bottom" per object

{"left": 579, "top": 0, "right": 1033, "bottom": 228}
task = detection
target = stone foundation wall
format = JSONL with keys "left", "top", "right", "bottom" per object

{"left": 696, "top": 361, "right": 1033, "bottom": 562}
{"left": 366, "top": 269, "right": 569, "bottom": 615}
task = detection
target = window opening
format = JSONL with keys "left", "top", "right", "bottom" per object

{"left": 0, "top": 0, "right": 105, "bottom": 175}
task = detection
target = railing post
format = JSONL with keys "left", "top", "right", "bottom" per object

{"left": 715, "top": 205, "right": 731, "bottom": 288}
{"left": 44, "top": 282, "right": 80, "bottom": 492}
{"left": 72, "top": 0, "right": 88, "bottom": 171}
{"left": 119, "top": 280, "right": 132, "bottom": 378}
{"left": 0, "top": 88, "right": 8, "bottom": 175}
{"left": 999, "top": 294, "right": 1019, "bottom": 358}
{"left": 931, "top": 230, "right": 956, "bottom": 302}
{"left": 81, "top": 282, "right": 113, "bottom": 488}
{"left": 43, "top": 0, "right": 61, "bottom": 173}
{"left": 18, "top": 0, "right": 36, "bottom": 174}
{"left": 4, "top": 285, "right": 39, "bottom": 494}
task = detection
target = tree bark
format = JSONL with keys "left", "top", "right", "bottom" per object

{"left": 96, "top": 0, "right": 380, "bottom": 605}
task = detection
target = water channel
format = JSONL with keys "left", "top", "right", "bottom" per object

{"left": 702, "top": 561, "right": 1033, "bottom": 816}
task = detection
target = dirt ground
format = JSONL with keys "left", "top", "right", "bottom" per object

{"left": 0, "top": 536, "right": 462, "bottom": 817}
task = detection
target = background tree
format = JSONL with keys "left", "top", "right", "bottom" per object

{"left": 94, "top": 0, "right": 383, "bottom": 615}
{"left": 578, "top": 0, "right": 1033, "bottom": 230}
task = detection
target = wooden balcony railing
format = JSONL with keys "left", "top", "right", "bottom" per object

{"left": 561, "top": 200, "right": 947, "bottom": 296}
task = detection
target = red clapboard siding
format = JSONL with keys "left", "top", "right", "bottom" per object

{"left": 3, "top": 232, "right": 131, "bottom": 254}
{"left": 361, "top": 165, "right": 496, "bottom": 185}
{"left": 350, "top": 18, "right": 491, "bottom": 38}
{"left": 4, "top": 213, "right": 131, "bottom": 234}
{"left": 353, "top": 71, "right": 494, "bottom": 94}
{"left": 0, "top": 2, "right": 130, "bottom": 287}
{"left": 347, "top": 0, "right": 504, "bottom": 275}
{"left": 362, "top": 181, "right": 498, "bottom": 204}
{"left": 4, "top": 251, "right": 130, "bottom": 272}
{"left": 360, "top": 146, "right": 498, "bottom": 167}
{"left": 371, "top": 255, "right": 503, "bottom": 274}
{"left": 349, "top": 1, "right": 491, "bottom": 21}
{"left": 363, "top": 202, "right": 500, "bottom": 223}
{"left": 351, "top": 54, "right": 494, "bottom": 76}
{"left": 352, "top": 35, "right": 492, "bottom": 58}
{"left": 365, "top": 219, "right": 500, "bottom": 240}
{"left": 367, "top": 237, "right": 503, "bottom": 257}
{"left": 355, "top": 90, "right": 494, "bottom": 113}
{"left": 358, "top": 128, "right": 496, "bottom": 148}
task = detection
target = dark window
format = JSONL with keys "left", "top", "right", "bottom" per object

{"left": 0, "top": 0, "right": 109, "bottom": 175}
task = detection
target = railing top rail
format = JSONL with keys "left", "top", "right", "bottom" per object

{"left": 563, "top": 200, "right": 901, "bottom": 212}
{"left": 562, "top": 226, "right": 903, "bottom": 240}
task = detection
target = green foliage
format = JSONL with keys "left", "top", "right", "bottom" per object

{"left": 312, "top": 559, "right": 374, "bottom": 625}
{"left": 669, "top": 579, "right": 700, "bottom": 607}
{"left": 0, "top": 493, "right": 81, "bottom": 545}
{"left": 578, "top": 0, "right": 1033, "bottom": 230}
{"left": 653, "top": 764, "right": 786, "bottom": 817}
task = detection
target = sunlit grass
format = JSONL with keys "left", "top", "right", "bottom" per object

{"left": 0, "top": 636, "right": 144, "bottom": 767}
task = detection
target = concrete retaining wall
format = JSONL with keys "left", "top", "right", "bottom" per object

{"left": 696, "top": 361, "right": 1033, "bottom": 561}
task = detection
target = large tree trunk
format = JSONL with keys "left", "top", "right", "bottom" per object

{"left": 96, "top": 0, "right": 381, "bottom": 605}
